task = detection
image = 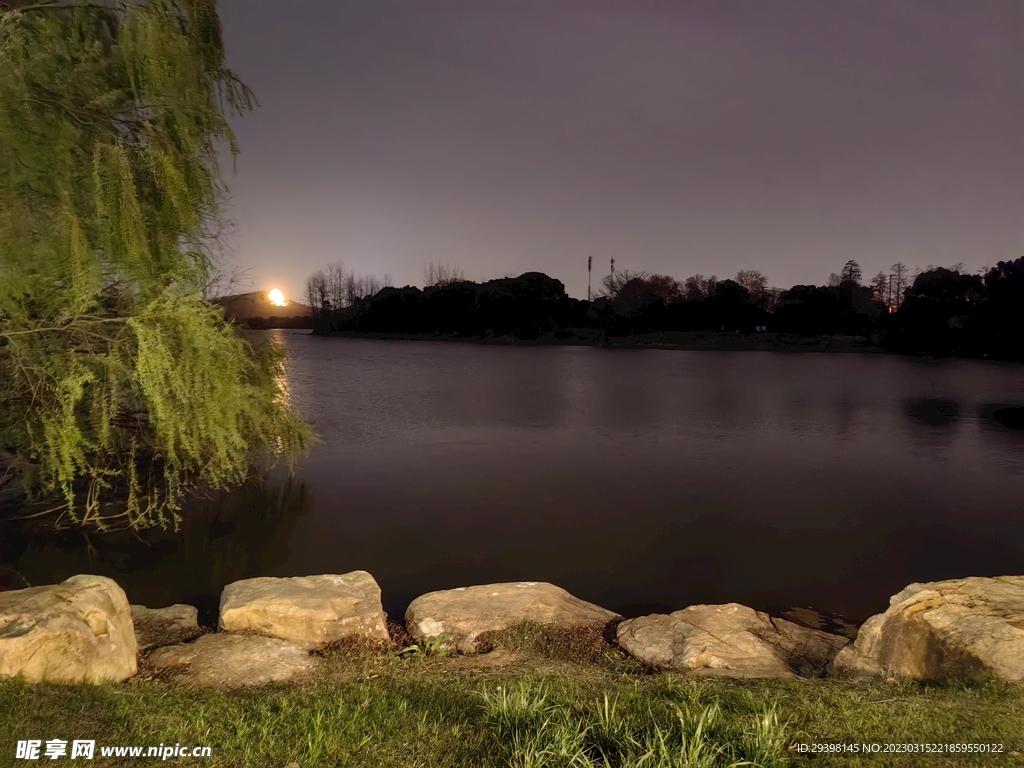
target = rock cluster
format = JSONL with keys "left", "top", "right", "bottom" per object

{"left": 833, "top": 576, "right": 1024, "bottom": 682}
{"left": 406, "top": 581, "right": 619, "bottom": 653}
{"left": 616, "top": 603, "right": 849, "bottom": 679}
{"left": 2, "top": 570, "right": 1023, "bottom": 688}
{"left": 0, "top": 575, "right": 136, "bottom": 684}
{"left": 146, "top": 571, "right": 391, "bottom": 687}
{"left": 219, "top": 572, "right": 389, "bottom": 649}
{"left": 148, "top": 633, "right": 316, "bottom": 688}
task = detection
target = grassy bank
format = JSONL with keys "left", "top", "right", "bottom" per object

{"left": 2, "top": 627, "right": 1022, "bottom": 767}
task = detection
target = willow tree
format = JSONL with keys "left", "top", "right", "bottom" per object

{"left": 0, "top": 0, "right": 312, "bottom": 528}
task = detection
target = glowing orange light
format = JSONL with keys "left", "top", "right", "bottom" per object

{"left": 268, "top": 288, "right": 287, "bottom": 306}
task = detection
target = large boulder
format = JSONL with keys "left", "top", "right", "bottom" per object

{"left": 616, "top": 603, "right": 849, "bottom": 679}
{"left": 130, "top": 604, "right": 201, "bottom": 651}
{"left": 832, "top": 576, "right": 1024, "bottom": 682}
{"left": 147, "top": 634, "right": 315, "bottom": 688}
{"left": 219, "top": 572, "right": 389, "bottom": 649}
{"left": 405, "top": 581, "right": 620, "bottom": 653}
{"left": 0, "top": 575, "right": 137, "bottom": 684}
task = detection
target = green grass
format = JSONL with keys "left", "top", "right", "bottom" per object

{"left": 2, "top": 628, "right": 1023, "bottom": 767}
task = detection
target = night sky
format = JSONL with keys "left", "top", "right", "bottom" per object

{"left": 216, "top": 0, "right": 1023, "bottom": 301}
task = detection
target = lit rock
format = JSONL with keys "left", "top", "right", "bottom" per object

{"left": 616, "top": 603, "right": 849, "bottom": 679}
{"left": 405, "top": 581, "right": 619, "bottom": 653}
{"left": 0, "top": 575, "right": 137, "bottom": 684}
{"left": 148, "top": 634, "right": 315, "bottom": 688}
{"left": 832, "top": 576, "right": 1024, "bottom": 682}
{"left": 218, "top": 572, "right": 389, "bottom": 649}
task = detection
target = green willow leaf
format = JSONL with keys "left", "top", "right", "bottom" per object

{"left": 0, "top": 0, "right": 313, "bottom": 528}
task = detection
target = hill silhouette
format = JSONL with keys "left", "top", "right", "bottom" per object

{"left": 216, "top": 291, "right": 313, "bottom": 329}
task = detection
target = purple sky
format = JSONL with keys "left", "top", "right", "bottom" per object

{"left": 216, "top": 0, "right": 1023, "bottom": 301}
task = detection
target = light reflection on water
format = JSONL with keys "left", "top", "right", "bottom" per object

{"left": 7, "top": 334, "right": 1024, "bottom": 624}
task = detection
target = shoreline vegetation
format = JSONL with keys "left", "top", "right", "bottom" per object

{"left": 300, "top": 258, "right": 1024, "bottom": 363}
{"left": 3, "top": 573, "right": 1024, "bottom": 767}
{"left": 6, "top": 652, "right": 1023, "bottom": 767}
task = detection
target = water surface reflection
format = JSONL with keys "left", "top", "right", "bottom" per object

{"left": 5, "top": 478, "right": 310, "bottom": 624}
{"left": 7, "top": 336, "right": 1024, "bottom": 624}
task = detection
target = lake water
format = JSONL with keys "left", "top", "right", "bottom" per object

{"left": 6, "top": 332, "right": 1024, "bottom": 626}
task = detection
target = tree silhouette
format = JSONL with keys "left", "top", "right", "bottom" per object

{"left": 841, "top": 261, "right": 863, "bottom": 284}
{"left": 890, "top": 263, "right": 910, "bottom": 309}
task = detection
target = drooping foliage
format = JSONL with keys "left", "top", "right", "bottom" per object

{"left": 0, "top": 0, "right": 312, "bottom": 527}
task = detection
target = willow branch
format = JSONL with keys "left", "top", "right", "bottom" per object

{"left": 0, "top": 312, "right": 175, "bottom": 337}
{"left": 1, "top": 2, "right": 127, "bottom": 14}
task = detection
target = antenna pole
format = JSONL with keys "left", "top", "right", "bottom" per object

{"left": 587, "top": 257, "right": 592, "bottom": 301}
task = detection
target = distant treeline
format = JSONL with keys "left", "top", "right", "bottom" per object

{"left": 305, "top": 258, "right": 1024, "bottom": 360}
